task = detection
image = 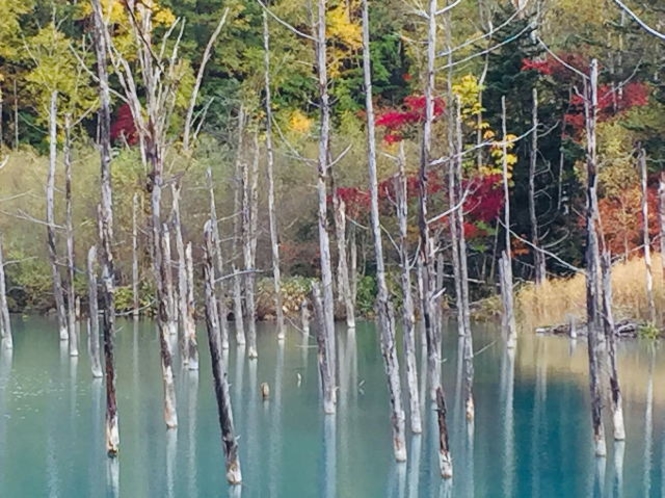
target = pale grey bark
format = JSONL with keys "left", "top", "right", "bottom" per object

{"left": 162, "top": 224, "right": 177, "bottom": 337}
{"left": 395, "top": 142, "right": 422, "bottom": 435}
{"left": 232, "top": 109, "right": 246, "bottom": 347}
{"left": 501, "top": 97, "right": 517, "bottom": 350}
{"left": 640, "top": 150, "right": 655, "bottom": 324}
{"left": 13, "top": 80, "right": 18, "bottom": 149}
{"left": 203, "top": 221, "right": 242, "bottom": 485}
{"left": 0, "top": 234, "right": 12, "bottom": 349}
{"left": 172, "top": 185, "right": 190, "bottom": 361}
{"left": 436, "top": 386, "right": 453, "bottom": 479}
{"left": 87, "top": 246, "right": 103, "bottom": 379}
{"left": 46, "top": 91, "right": 68, "bottom": 342}
{"left": 584, "top": 59, "right": 607, "bottom": 457}
{"left": 334, "top": 197, "right": 355, "bottom": 329}
{"left": 132, "top": 193, "right": 139, "bottom": 319}
{"left": 349, "top": 225, "right": 358, "bottom": 305}
{"left": 185, "top": 243, "right": 200, "bottom": 367}
{"left": 64, "top": 114, "right": 78, "bottom": 357}
{"left": 529, "top": 89, "right": 546, "bottom": 285}
{"left": 362, "top": 0, "right": 406, "bottom": 462}
{"left": 91, "top": 0, "right": 119, "bottom": 455}
{"left": 660, "top": 175, "right": 665, "bottom": 303}
{"left": 311, "top": 282, "right": 336, "bottom": 414}
{"left": 263, "top": 11, "right": 286, "bottom": 340}
{"left": 243, "top": 135, "right": 260, "bottom": 359}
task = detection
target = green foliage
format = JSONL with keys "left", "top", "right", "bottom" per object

{"left": 638, "top": 322, "right": 661, "bottom": 341}
{"left": 355, "top": 276, "right": 377, "bottom": 316}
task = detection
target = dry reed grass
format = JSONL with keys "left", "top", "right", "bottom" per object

{"left": 517, "top": 254, "right": 665, "bottom": 330}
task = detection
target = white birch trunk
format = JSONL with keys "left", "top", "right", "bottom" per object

{"left": 362, "top": 0, "right": 406, "bottom": 462}
{"left": 262, "top": 11, "right": 286, "bottom": 340}
{"left": 0, "top": 234, "right": 12, "bottom": 349}
{"left": 64, "top": 114, "right": 78, "bottom": 357}
{"left": 87, "top": 246, "right": 103, "bottom": 378}
{"left": 46, "top": 91, "right": 68, "bottom": 341}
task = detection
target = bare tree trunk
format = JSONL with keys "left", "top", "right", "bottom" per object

{"left": 91, "top": 0, "right": 119, "bottom": 455}
{"left": 13, "top": 80, "right": 18, "bottom": 149}
{"left": 46, "top": 91, "right": 68, "bottom": 342}
{"left": 640, "top": 150, "right": 655, "bottom": 323}
{"left": 172, "top": 185, "right": 190, "bottom": 362}
{"left": 0, "top": 234, "right": 12, "bottom": 349}
{"left": 203, "top": 221, "right": 242, "bottom": 485}
{"left": 584, "top": 59, "right": 607, "bottom": 457}
{"left": 232, "top": 109, "right": 246, "bottom": 347}
{"left": 315, "top": 0, "right": 336, "bottom": 360}
{"left": 501, "top": 97, "right": 517, "bottom": 350}
{"left": 64, "top": 114, "right": 78, "bottom": 357}
{"left": 242, "top": 135, "right": 259, "bottom": 359}
{"left": 132, "top": 193, "right": 139, "bottom": 319}
{"left": 162, "top": 224, "right": 177, "bottom": 337}
{"left": 436, "top": 386, "right": 453, "bottom": 479}
{"left": 185, "top": 243, "right": 200, "bottom": 367}
{"left": 530, "top": 89, "right": 546, "bottom": 284}
{"left": 87, "top": 246, "right": 103, "bottom": 378}
{"left": 206, "top": 169, "right": 230, "bottom": 349}
{"left": 334, "top": 197, "right": 355, "bottom": 329}
{"left": 263, "top": 11, "right": 286, "bottom": 341}
{"left": 659, "top": 174, "right": 665, "bottom": 308}
{"left": 350, "top": 225, "right": 358, "bottom": 305}
{"left": 395, "top": 142, "right": 422, "bottom": 435}
{"left": 311, "top": 282, "right": 336, "bottom": 414}
{"left": 362, "top": 0, "right": 406, "bottom": 462}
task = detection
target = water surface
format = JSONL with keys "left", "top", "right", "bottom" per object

{"left": 0, "top": 317, "right": 663, "bottom": 497}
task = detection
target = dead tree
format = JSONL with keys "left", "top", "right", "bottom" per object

{"left": 262, "top": 11, "right": 286, "bottom": 340}
{"left": 91, "top": 0, "right": 119, "bottom": 455}
{"left": 584, "top": 59, "right": 607, "bottom": 457}
{"left": 436, "top": 387, "right": 453, "bottom": 479}
{"left": 46, "top": 91, "right": 68, "bottom": 342}
{"left": 529, "top": 89, "right": 546, "bottom": 285}
{"left": 500, "top": 97, "right": 517, "bottom": 350}
{"left": 64, "top": 114, "right": 78, "bottom": 357}
{"left": 162, "top": 224, "right": 177, "bottom": 336}
{"left": 132, "top": 193, "right": 139, "bottom": 319}
{"left": 660, "top": 173, "right": 665, "bottom": 317}
{"left": 232, "top": 109, "right": 246, "bottom": 347}
{"left": 311, "top": 282, "right": 336, "bottom": 414}
{"left": 184, "top": 243, "right": 200, "bottom": 366}
{"left": 362, "top": 0, "right": 407, "bottom": 462}
{"left": 87, "top": 246, "right": 103, "bottom": 379}
{"left": 242, "top": 135, "right": 260, "bottom": 359}
{"left": 640, "top": 150, "right": 655, "bottom": 323}
{"left": 172, "top": 185, "right": 192, "bottom": 362}
{"left": 0, "top": 234, "right": 12, "bottom": 349}
{"left": 395, "top": 142, "right": 422, "bottom": 435}
{"left": 333, "top": 195, "right": 356, "bottom": 329}
{"left": 203, "top": 221, "right": 242, "bottom": 485}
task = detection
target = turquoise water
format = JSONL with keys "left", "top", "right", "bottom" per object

{"left": 0, "top": 317, "right": 663, "bottom": 497}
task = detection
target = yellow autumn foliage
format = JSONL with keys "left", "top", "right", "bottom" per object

{"left": 289, "top": 110, "right": 313, "bottom": 135}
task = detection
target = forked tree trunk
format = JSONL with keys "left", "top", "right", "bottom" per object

{"left": 315, "top": 0, "right": 336, "bottom": 357}
{"left": 91, "top": 0, "right": 119, "bottom": 455}
{"left": 640, "top": 150, "right": 655, "bottom": 324}
{"left": 0, "top": 234, "right": 12, "bottom": 349}
{"left": 203, "top": 221, "right": 242, "bottom": 485}
{"left": 185, "top": 243, "right": 200, "bottom": 367}
{"left": 333, "top": 197, "right": 355, "bottom": 329}
{"left": 262, "top": 11, "right": 286, "bottom": 340}
{"left": 64, "top": 115, "right": 78, "bottom": 357}
{"left": 132, "top": 193, "right": 139, "bottom": 319}
{"left": 362, "top": 0, "right": 406, "bottom": 462}
{"left": 162, "top": 224, "right": 177, "bottom": 337}
{"left": 436, "top": 387, "right": 453, "bottom": 479}
{"left": 529, "top": 89, "right": 546, "bottom": 285}
{"left": 395, "top": 142, "right": 422, "bottom": 435}
{"left": 311, "top": 282, "right": 336, "bottom": 414}
{"left": 584, "top": 59, "right": 607, "bottom": 457}
{"left": 46, "top": 91, "right": 68, "bottom": 342}
{"left": 206, "top": 169, "right": 230, "bottom": 349}
{"left": 87, "top": 246, "right": 103, "bottom": 378}
{"left": 501, "top": 97, "right": 517, "bottom": 350}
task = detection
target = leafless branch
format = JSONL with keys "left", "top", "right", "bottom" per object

{"left": 612, "top": 0, "right": 665, "bottom": 41}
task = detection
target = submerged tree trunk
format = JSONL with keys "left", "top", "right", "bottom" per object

{"left": 501, "top": 97, "right": 517, "bottom": 350}
{"left": 162, "top": 224, "right": 177, "bottom": 337}
{"left": 262, "top": 11, "right": 286, "bottom": 341}
{"left": 529, "top": 89, "right": 546, "bottom": 285}
{"left": 362, "top": 0, "right": 406, "bottom": 462}
{"left": 132, "top": 193, "right": 139, "bottom": 319}
{"left": 584, "top": 59, "right": 607, "bottom": 457}
{"left": 46, "top": 91, "right": 68, "bottom": 342}
{"left": 243, "top": 135, "right": 260, "bottom": 359}
{"left": 232, "top": 109, "right": 246, "bottom": 347}
{"left": 87, "top": 246, "right": 103, "bottom": 378}
{"left": 640, "top": 150, "right": 655, "bottom": 324}
{"left": 185, "top": 243, "right": 200, "bottom": 367}
{"left": 91, "top": 0, "right": 119, "bottom": 455}
{"left": 172, "top": 185, "right": 193, "bottom": 364}
{"left": 311, "top": 282, "right": 336, "bottom": 414}
{"left": 395, "top": 143, "right": 422, "bottom": 435}
{"left": 64, "top": 115, "right": 78, "bottom": 357}
{"left": 203, "top": 221, "right": 242, "bottom": 485}
{"left": 333, "top": 197, "right": 355, "bottom": 329}
{"left": 436, "top": 386, "right": 453, "bottom": 479}
{"left": 0, "top": 234, "right": 12, "bottom": 349}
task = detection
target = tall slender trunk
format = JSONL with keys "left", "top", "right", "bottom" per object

{"left": 584, "top": 59, "right": 607, "bottom": 457}
{"left": 13, "top": 80, "right": 18, "bottom": 149}
{"left": 436, "top": 386, "right": 453, "bottom": 478}
{"left": 232, "top": 109, "right": 246, "bottom": 346}
{"left": 162, "top": 224, "right": 177, "bottom": 336}
{"left": 206, "top": 169, "right": 230, "bottom": 349}
{"left": 242, "top": 135, "right": 259, "bottom": 359}
{"left": 659, "top": 174, "right": 665, "bottom": 308}
{"left": 640, "top": 150, "right": 655, "bottom": 323}
{"left": 185, "top": 243, "right": 200, "bottom": 367}
{"left": 172, "top": 185, "right": 193, "bottom": 365}
{"left": 87, "top": 246, "right": 103, "bottom": 378}
{"left": 132, "top": 193, "right": 139, "bottom": 319}
{"left": 262, "top": 11, "right": 286, "bottom": 340}
{"left": 312, "top": 282, "right": 336, "bottom": 414}
{"left": 0, "top": 234, "right": 12, "bottom": 349}
{"left": 395, "top": 143, "right": 422, "bottom": 435}
{"left": 334, "top": 197, "right": 355, "bottom": 328}
{"left": 64, "top": 114, "right": 78, "bottom": 357}
{"left": 91, "top": 0, "right": 119, "bottom": 455}
{"left": 350, "top": 225, "right": 358, "bottom": 305}
{"left": 315, "top": 0, "right": 336, "bottom": 367}
{"left": 203, "top": 221, "right": 242, "bottom": 485}
{"left": 46, "top": 91, "right": 68, "bottom": 341}
{"left": 362, "top": 0, "right": 406, "bottom": 462}
{"left": 529, "top": 89, "right": 546, "bottom": 285}
{"left": 501, "top": 97, "right": 517, "bottom": 350}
